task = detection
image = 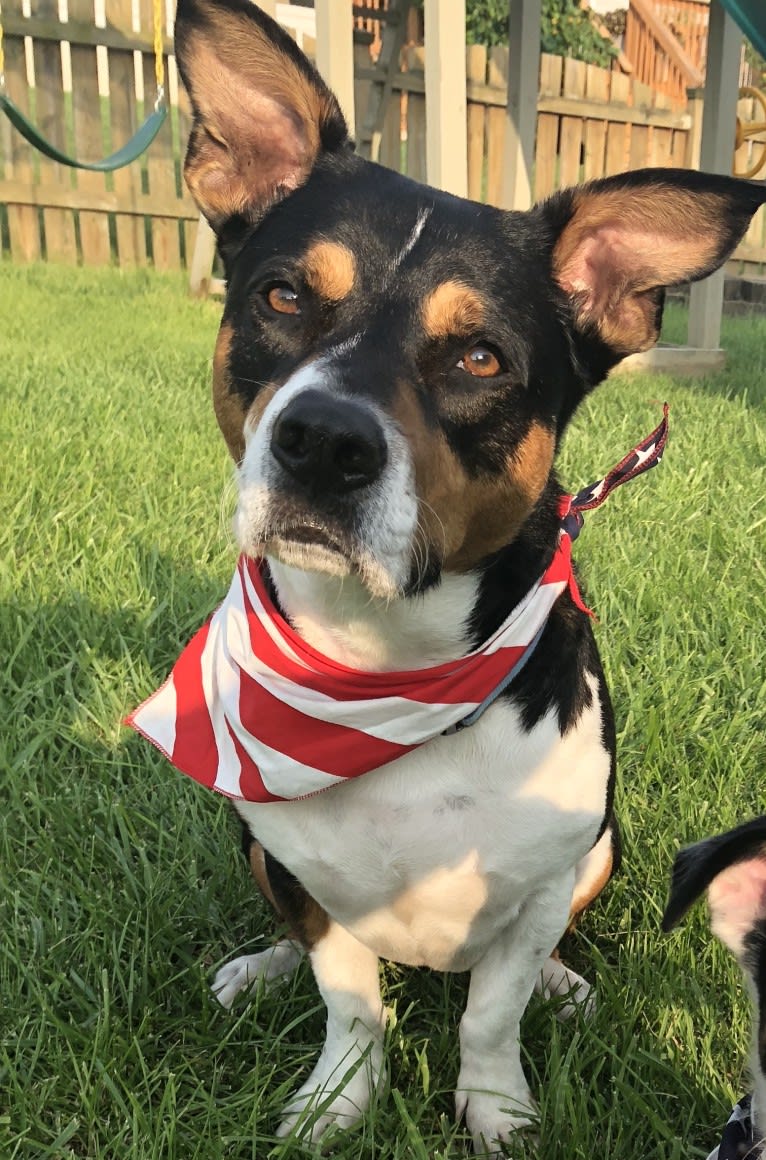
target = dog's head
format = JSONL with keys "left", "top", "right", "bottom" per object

{"left": 663, "top": 818, "right": 766, "bottom": 1133}
{"left": 175, "top": 0, "right": 766, "bottom": 600}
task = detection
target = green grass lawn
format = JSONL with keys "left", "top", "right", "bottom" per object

{"left": 1, "top": 263, "right": 765, "bottom": 1160}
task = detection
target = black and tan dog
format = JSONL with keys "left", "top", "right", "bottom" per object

{"left": 159, "top": 0, "right": 766, "bottom": 1150}
{"left": 664, "top": 819, "right": 766, "bottom": 1159}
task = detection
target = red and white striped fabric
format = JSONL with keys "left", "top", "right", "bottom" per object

{"left": 127, "top": 410, "right": 668, "bottom": 804}
{"left": 126, "top": 538, "right": 574, "bottom": 803}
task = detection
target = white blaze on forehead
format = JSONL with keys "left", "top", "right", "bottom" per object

{"left": 391, "top": 206, "right": 432, "bottom": 271}
{"left": 324, "top": 333, "right": 362, "bottom": 360}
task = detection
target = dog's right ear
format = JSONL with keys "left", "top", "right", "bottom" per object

{"left": 662, "top": 818, "right": 766, "bottom": 960}
{"left": 174, "top": 0, "right": 349, "bottom": 232}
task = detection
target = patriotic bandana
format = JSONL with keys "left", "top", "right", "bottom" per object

{"left": 707, "top": 1095, "right": 764, "bottom": 1160}
{"left": 126, "top": 406, "right": 668, "bottom": 804}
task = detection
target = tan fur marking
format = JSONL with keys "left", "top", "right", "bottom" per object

{"left": 445, "top": 423, "right": 555, "bottom": 570}
{"left": 302, "top": 240, "right": 356, "bottom": 302}
{"left": 249, "top": 839, "right": 281, "bottom": 914}
{"left": 569, "top": 844, "right": 614, "bottom": 924}
{"left": 213, "top": 322, "right": 282, "bottom": 460}
{"left": 421, "top": 280, "right": 487, "bottom": 340}
{"left": 213, "top": 322, "right": 247, "bottom": 462}
{"left": 390, "top": 382, "right": 555, "bottom": 571}
{"left": 509, "top": 424, "right": 557, "bottom": 508}
{"left": 249, "top": 838, "right": 330, "bottom": 950}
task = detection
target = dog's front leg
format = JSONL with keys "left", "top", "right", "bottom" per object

{"left": 277, "top": 920, "right": 386, "bottom": 1143}
{"left": 456, "top": 871, "right": 575, "bottom": 1156}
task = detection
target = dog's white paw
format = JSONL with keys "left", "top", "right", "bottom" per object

{"left": 535, "top": 955, "right": 595, "bottom": 1022}
{"left": 276, "top": 1038, "right": 384, "bottom": 1143}
{"left": 456, "top": 1087, "right": 538, "bottom": 1157}
{"left": 212, "top": 941, "right": 302, "bottom": 1009}
{"left": 456, "top": 1049, "right": 538, "bottom": 1159}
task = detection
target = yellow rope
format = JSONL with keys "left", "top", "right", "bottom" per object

{"left": 0, "top": 2, "right": 5, "bottom": 87}
{"left": 153, "top": 0, "right": 164, "bottom": 99}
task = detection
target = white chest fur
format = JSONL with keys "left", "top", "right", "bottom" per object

{"left": 237, "top": 671, "right": 610, "bottom": 972}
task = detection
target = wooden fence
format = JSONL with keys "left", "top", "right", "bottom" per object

{"left": 374, "top": 44, "right": 694, "bottom": 201}
{"left": 2, "top": 3, "right": 765, "bottom": 271}
{"left": 0, "top": 0, "right": 197, "bottom": 268}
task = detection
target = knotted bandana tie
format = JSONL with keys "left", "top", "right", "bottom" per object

{"left": 127, "top": 406, "right": 668, "bottom": 804}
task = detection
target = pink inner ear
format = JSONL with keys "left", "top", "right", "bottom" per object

{"left": 557, "top": 222, "right": 688, "bottom": 312}
{"left": 195, "top": 45, "right": 312, "bottom": 181}
{"left": 708, "top": 856, "right": 766, "bottom": 955}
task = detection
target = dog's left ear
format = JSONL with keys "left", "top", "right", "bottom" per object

{"left": 174, "top": 0, "right": 349, "bottom": 231}
{"left": 662, "top": 817, "right": 766, "bottom": 962}
{"left": 548, "top": 168, "right": 766, "bottom": 359}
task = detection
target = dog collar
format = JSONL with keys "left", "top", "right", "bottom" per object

{"left": 707, "top": 1094, "right": 763, "bottom": 1160}
{"left": 126, "top": 407, "right": 668, "bottom": 804}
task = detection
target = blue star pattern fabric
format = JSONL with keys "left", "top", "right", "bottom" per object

{"left": 561, "top": 404, "right": 669, "bottom": 543}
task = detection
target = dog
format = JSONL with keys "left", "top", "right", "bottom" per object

{"left": 664, "top": 819, "right": 766, "bottom": 1159}
{"left": 129, "top": 0, "right": 766, "bottom": 1151}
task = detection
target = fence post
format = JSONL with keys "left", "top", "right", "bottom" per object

{"left": 687, "top": 0, "right": 741, "bottom": 351}
{"left": 315, "top": 0, "right": 356, "bottom": 137}
{"left": 424, "top": 0, "right": 467, "bottom": 197}
{"left": 500, "top": 0, "right": 542, "bottom": 210}
{"left": 685, "top": 86, "right": 704, "bottom": 169}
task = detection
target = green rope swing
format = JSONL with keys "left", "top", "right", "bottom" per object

{"left": 0, "top": 0, "right": 168, "bottom": 172}
{"left": 0, "top": 91, "right": 167, "bottom": 171}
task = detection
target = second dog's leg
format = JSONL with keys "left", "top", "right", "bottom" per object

{"left": 456, "top": 871, "right": 575, "bottom": 1156}
{"left": 212, "top": 939, "right": 303, "bottom": 1009}
{"left": 277, "top": 921, "right": 386, "bottom": 1142}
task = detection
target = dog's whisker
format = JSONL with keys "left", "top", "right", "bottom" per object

{"left": 218, "top": 474, "right": 239, "bottom": 551}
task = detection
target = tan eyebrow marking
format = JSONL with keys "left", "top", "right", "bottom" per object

{"left": 301, "top": 240, "right": 356, "bottom": 302}
{"left": 421, "top": 280, "right": 487, "bottom": 340}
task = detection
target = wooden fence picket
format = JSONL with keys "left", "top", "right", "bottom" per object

{"left": 69, "top": 0, "right": 112, "bottom": 266}
{"left": 560, "top": 58, "right": 587, "bottom": 187}
{"left": 534, "top": 54, "right": 562, "bottom": 201}
{"left": 3, "top": 31, "right": 41, "bottom": 262}
{"left": 604, "top": 71, "right": 631, "bottom": 177}
{"left": 108, "top": 0, "right": 147, "bottom": 268}
{"left": 583, "top": 62, "right": 609, "bottom": 182}
{"left": 34, "top": 0, "right": 78, "bottom": 262}
{"left": 466, "top": 43, "right": 487, "bottom": 202}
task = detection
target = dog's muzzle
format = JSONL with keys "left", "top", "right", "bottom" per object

{"left": 270, "top": 389, "right": 388, "bottom": 495}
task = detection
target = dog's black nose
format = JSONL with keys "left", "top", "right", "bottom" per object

{"left": 271, "top": 390, "right": 387, "bottom": 493}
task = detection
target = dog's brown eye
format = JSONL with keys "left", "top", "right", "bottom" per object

{"left": 266, "top": 283, "right": 300, "bottom": 315}
{"left": 458, "top": 345, "right": 502, "bottom": 378}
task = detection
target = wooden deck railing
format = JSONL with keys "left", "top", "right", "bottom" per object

{"left": 651, "top": 0, "right": 709, "bottom": 73}
{"left": 624, "top": 0, "right": 704, "bottom": 104}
